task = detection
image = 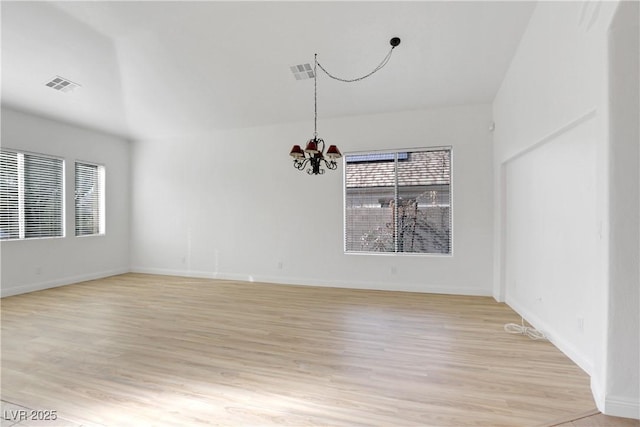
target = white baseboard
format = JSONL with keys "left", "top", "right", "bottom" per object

{"left": 129, "top": 266, "right": 493, "bottom": 296}
{"left": 505, "top": 296, "right": 594, "bottom": 376}
{"left": 604, "top": 395, "right": 640, "bottom": 419}
{"left": 591, "top": 374, "right": 606, "bottom": 413}
{"left": 131, "top": 266, "right": 216, "bottom": 280}
{"left": 1, "top": 268, "right": 129, "bottom": 297}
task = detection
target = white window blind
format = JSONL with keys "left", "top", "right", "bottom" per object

{"left": 0, "top": 150, "right": 20, "bottom": 239}
{"left": 0, "top": 149, "right": 64, "bottom": 240}
{"left": 75, "top": 162, "right": 105, "bottom": 236}
{"left": 345, "top": 148, "right": 452, "bottom": 254}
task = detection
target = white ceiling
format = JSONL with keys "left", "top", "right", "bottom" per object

{"left": 1, "top": 1, "right": 536, "bottom": 140}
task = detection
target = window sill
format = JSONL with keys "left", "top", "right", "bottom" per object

{"left": 76, "top": 233, "right": 106, "bottom": 238}
{"left": 344, "top": 251, "right": 453, "bottom": 257}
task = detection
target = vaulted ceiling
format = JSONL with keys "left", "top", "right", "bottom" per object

{"left": 1, "top": 1, "right": 536, "bottom": 140}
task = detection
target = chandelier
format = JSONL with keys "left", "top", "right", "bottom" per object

{"left": 289, "top": 37, "right": 401, "bottom": 175}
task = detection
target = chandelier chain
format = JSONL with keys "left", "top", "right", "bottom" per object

{"left": 315, "top": 47, "right": 395, "bottom": 83}
{"left": 314, "top": 54, "right": 318, "bottom": 138}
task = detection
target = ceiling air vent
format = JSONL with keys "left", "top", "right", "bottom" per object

{"left": 290, "top": 63, "right": 314, "bottom": 80}
{"left": 44, "top": 76, "right": 80, "bottom": 93}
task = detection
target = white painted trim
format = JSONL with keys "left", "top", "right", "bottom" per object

{"left": 505, "top": 295, "right": 594, "bottom": 376}
{"left": 502, "top": 108, "right": 597, "bottom": 164}
{"left": 131, "top": 267, "right": 204, "bottom": 279}
{"left": 130, "top": 266, "right": 492, "bottom": 296}
{"left": 0, "top": 269, "right": 129, "bottom": 297}
{"left": 604, "top": 395, "right": 640, "bottom": 419}
{"left": 494, "top": 163, "right": 508, "bottom": 302}
{"left": 591, "top": 374, "right": 606, "bottom": 413}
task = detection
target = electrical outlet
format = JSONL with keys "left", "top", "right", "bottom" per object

{"left": 390, "top": 266, "right": 397, "bottom": 274}
{"left": 577, "top": 317, "right": 584, "bottom": 333}
{"left": 277, "top": 261, "right": 283, "bottom": 270}
{"left": 35, "top": 267, "right": 42, "bottom": 275}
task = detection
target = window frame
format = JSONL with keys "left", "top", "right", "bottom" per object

{"left": 74, "top": 160, "right": 106, "bottom": 237}
{"left": 343, "top": 146, "right": 453, "bottom": 257}
{"left": 0, "top": 148, "right": 66, "bottom": 241}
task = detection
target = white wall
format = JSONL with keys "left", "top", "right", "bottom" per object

{"left": 0, "top": 107, "right": 131, "bottom": 296}
{"left": 606, "top": 0, "right": 639, "bottom": 418}
{"left": 493, "top": 0, "right": 638, "bottom": 418}
{"left": 503, "top": 117, "right": 598, "bottom": 374}
{"left": 131, "top": 104, "right": 494, "bottom": 295}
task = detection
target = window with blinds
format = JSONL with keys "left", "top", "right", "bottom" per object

{"left": 0, "top": 150, "right": 20, "bottom": 240}
{"left": 75, "top": 162, "right": 105, "bottom": 236}
{"left": 0, "top": 149, "right": 64, "bottom": 240}
{"left": 345, "top": 148, "right": 452, "bottom": 254}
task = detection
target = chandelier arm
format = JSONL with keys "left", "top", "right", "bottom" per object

{"left": 316, "top": 47, "right": 394, "bottom": 83}
{"left": 323, "top": 159, "right": 338, "bottom": 170}
{"left": 308, "top": 167, "right": 325, "bottom": 175}
{"left": 293, "top": 157, "right": 310, "bottom": 171}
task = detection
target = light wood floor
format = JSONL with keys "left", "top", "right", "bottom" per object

{"left": 0, "top": 273, "right": 623, "bottom": 426}
{"left": 543, "top": 409, "right": 639, "bottom": 427}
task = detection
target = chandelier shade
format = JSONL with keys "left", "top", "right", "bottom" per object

{"left": 326, "top": 145, "right": 342, "bottom": 159}
{"left": 289, "top": 145, "right": 304, "bottom": 159}
{"left": 304, "top": 139, "right": 319, "bottom": 154}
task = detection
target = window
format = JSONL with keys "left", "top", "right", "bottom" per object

{"left": 75, "top": 162, "right": 105, "bottom": 236}
{"left": 0, "top": 149, "right": 64, "bottom": 240}
{"left": 345, "top": 148, "right": 452, "bottom": 254}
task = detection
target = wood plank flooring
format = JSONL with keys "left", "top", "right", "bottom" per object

{"left": 0, "top": 273, "right": 610, "bottom": 426}
{"left": 544, "top": 409, "right": 639, "bottom": 427}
